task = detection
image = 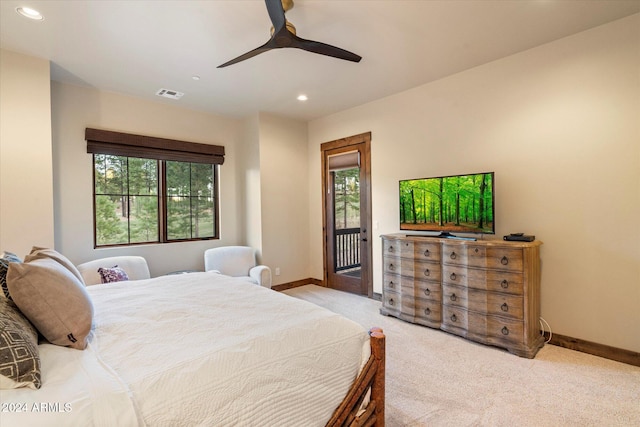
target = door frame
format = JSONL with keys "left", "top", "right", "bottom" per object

{"left": 321, "top": 132, "right": 373, "bottom": 298}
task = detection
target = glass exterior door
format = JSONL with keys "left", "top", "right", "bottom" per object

{"left": 332, "top": 167, "right": 361, "bottom": 280}
{"left": 324, "top": 143, "right": 370, "bottom": 296}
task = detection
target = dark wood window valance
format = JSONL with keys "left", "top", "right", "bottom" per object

{"left": 86, "top": 128, "right": 225, "bottom": 165}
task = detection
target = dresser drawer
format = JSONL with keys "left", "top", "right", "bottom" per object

{"left": 381, "top": 289, "right": 401, "bottom": 316}
{"left": 442, "top": 283, "right": 468, "bottom": 309}
{"left": 466, "top": 291, "right": 524, "bottom": 320}
{"left": 487, "top": 293, "right": 523, "bottom": 319}
{"left": 413, "top": 298, "right": 442, "bottom": 323}
{"left": 383, "top": 256, "right": 441, "bottom": 280}
{"left": 412, "top": 280, "right": 442, "bottom": 302}
{"left": 442, "top": 244, "right": 469, "bottom": 266}
{"left": 383, "top": 273, "right": 401, "bottom": 293}
{"left": 385, "top": 275, "right": 441, "bottom": 305}
{"left": 486, "top": 316, "right": 524, "bottom": 345}
{"left": 384, "top": 239, "right": 441, "bottom": 260}
{"left": 465, "top": 313, "right": 524, "bottom": 347}
{"left": 442, "top": 264, "right": 468, "bottom": 287}
{"left": 383, "top": 256, "right": 414, "bottom": 276}
{"left": 483, "top": 248, "right": 523, "bottom": 271}
{"left": 443, "top": 245, "right": 523, "bottom": 272}
{"left": 443, "top": 265, "right": 524, "bottom": 295}
{"left": 413, "top": 260, "right": 441, "bottom": 281}
{"left": 383, "top": 239, "right": 403, "bottom": 257}
{"left": 441, "top": 304, "right": 468, "bottom": 335}
{"left": 484, "top": 271, "right": 524, "bottom": 295}
{"left": 414, "top": 241, "right": 441, "bottom": 262}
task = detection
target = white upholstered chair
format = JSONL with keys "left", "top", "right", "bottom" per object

{"left": 204, "top": 246, "right": 272, "bottom": 288}
{"left": 76, "top": 256, "right": 151, "bottom": 286}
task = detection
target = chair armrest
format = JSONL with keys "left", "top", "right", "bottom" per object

{"left": 249, "top": 265, "right": 272, "bottom": 288}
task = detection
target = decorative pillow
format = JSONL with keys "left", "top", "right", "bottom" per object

{"left": 7, "top": 258, "right": 93, "bottom": 350}
{"left": 0, "top": 251, "right": 22, "bottom": 300}
{"left": 24, "top": 246, "right": 85, "bottom": 286}
{"left": 0, "top": 298, "right": 41, "bottom": 389}
{"left": 98, "top": 266, "right": 129, "bottom": 284}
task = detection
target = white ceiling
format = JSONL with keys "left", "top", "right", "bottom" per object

{"left": 1, "top": 0, "right": 638, "bottom": 121}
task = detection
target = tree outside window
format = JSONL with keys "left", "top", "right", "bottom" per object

{"left": 93, "top": 154, "right": 217, "bottom": 247}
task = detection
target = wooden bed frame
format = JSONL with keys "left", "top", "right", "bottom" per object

{"left": 326, "top": 327, "right": 386, "bottom": 427}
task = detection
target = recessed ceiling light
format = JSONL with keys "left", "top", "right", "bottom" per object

{"left": 297, "top": 94, "right": 308, "bottom": 101}
{"left": 16, "top": 7, "right": 44, "bottom": 21}
{"left": 192, "top": 75, "right": 201, "bottom": 81}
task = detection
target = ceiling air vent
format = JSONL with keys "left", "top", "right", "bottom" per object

{"left": 156, "top": 88, "right": 184, "bottom": 100}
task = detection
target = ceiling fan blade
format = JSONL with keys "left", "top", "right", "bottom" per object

{"left": 217, "top": 40, "right": 274, "bottom": 68}
{"left": 265, "top": 0, "right": 286, "bottom": 33}
{"left": 218, "top": 0, "right": 362, "bottom": 67}
{"left": 291, "top": 34, "right": 362, "bottom": 63}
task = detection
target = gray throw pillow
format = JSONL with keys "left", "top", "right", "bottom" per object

{"left": 24, "top": 246, "right": 85, "bottom": 286}
{"left": 7, "top": 258, "right": 93, "bottom": 350}
{"left": 0, "top": 251, "right": 22, "bottom": 300}
{"left": 0, "top": 298, "right": 41, "bottom": 389}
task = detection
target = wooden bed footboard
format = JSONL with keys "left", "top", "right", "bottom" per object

{"left": 326, "top": 327, "right": 386, "bottom": 427}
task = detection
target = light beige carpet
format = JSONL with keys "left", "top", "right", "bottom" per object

{"left": 283, "top": 285, "right": 640, "bottom": 427}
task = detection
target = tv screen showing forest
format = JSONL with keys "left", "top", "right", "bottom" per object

{"left": 399, "top": 172, "right": 494, "bottom": 234}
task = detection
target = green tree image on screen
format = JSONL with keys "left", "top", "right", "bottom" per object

{"left": 399, "top": 172, "right": 494, "bottom": 234}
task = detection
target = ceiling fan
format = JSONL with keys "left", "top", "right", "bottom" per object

{"left": 217, "top": 0, "right": 362, "bottom": 68}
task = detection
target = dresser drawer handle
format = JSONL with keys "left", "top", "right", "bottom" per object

{"left": 388, "top": 298, "right": 395, "bottom": 306}
{"left": 450, "top": 252, "right": 457, "bottom": 260}
{"left": 501, "top": 280, "right": 509, "bottom": 289}
{"left": 389, "top": 263, "right": 395, "bottom": 271}
{"left": 501, "top": 256, "right": 509, "bottom": 265}
{"left": 424, "top": 269, "right": 430, "bottom": 277}
{"left": 388, "top": 246, "right": 394, "bottom": 253}
{"left": 424, "top": 288, "right": 431, "bottom": 296}
{"left": 450, "top": 273, "right": 457, "bottom": 280}
{"left": 474, "top": 248, "right": 479, "bottom": 253}
{"left": 501, "top": 326, "right": 509, "bottom": 335}
{"left": 389, "top": 281, "right": 395, "bottom": 288}
{"left": 450, "top": 293, "right": 457, "bottom": 302}
{"left": 501, "top": 303, "right": 509, "bottom": 312}
{"left": 424, "top": 249, "right": 430, "bottom": 257}
{"left": 405, "top": 242, "right": 410, "bottom": 247}
{"left": 451, "top": 314, "right": 458, "bottom": 322}
{"left": 424, "top": 308, "right": 431, "bottom": 316}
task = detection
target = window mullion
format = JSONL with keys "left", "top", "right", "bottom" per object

{"left": 126, "top": 157, "right": 131, "bottom": 244}
{"left": 189, "top": 163, "right": 194, "bottom": 239}
{"left": 159, "top": 160, "right": 167, "bottom": 243}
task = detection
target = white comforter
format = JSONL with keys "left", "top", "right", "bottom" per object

{"left": 1, "top": 273, "right": 370, "bottom": 426}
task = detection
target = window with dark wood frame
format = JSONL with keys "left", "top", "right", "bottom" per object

{"left": 86, "top": 128, "right": 224, "bottom": 248}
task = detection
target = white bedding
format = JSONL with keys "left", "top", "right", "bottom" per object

{"left": 1, "top": 273, "right": 370, "bottom": 426}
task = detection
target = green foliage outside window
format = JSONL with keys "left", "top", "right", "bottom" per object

{"left": 166, "top": 161, "right": 215, "bottom": 240}
{"left": 94, "top": 154, "right": 216, "bottom": 247}
{"left": 334, "top": 168, "right": 360, "bottom": 229}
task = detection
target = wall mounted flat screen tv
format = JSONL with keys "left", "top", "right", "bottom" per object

{"left": 399, "top": 172, "right": 495, "bottom": 237}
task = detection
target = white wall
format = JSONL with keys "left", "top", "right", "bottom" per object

{"left": 0, "top": 50, "right": 54, "bottom": 256}
{"left": 5, "top": 67, "right": 311, "bottom": 283}
{"left": 238, "top": 114, "right": 262, "bottom": 254}
{"left": 308, "top": 15, "right": 640, "bottom": 352}
{"left": 257, "top": 113, "right": 309, "bottom": 285}
{"left": 51, "top": 82, "right": 245, "bottom": 276}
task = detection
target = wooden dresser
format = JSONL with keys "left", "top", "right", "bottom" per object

{"left": 380, "top": 234, "right": 544, "bottom": 358}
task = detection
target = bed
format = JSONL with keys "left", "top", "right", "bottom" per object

{"left": 1, "top": 268, "right": 385, "bottom": 426}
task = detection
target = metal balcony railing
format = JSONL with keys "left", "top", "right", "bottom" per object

{"left": 335, "top": 227, "right": 361, "bottom": 272}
